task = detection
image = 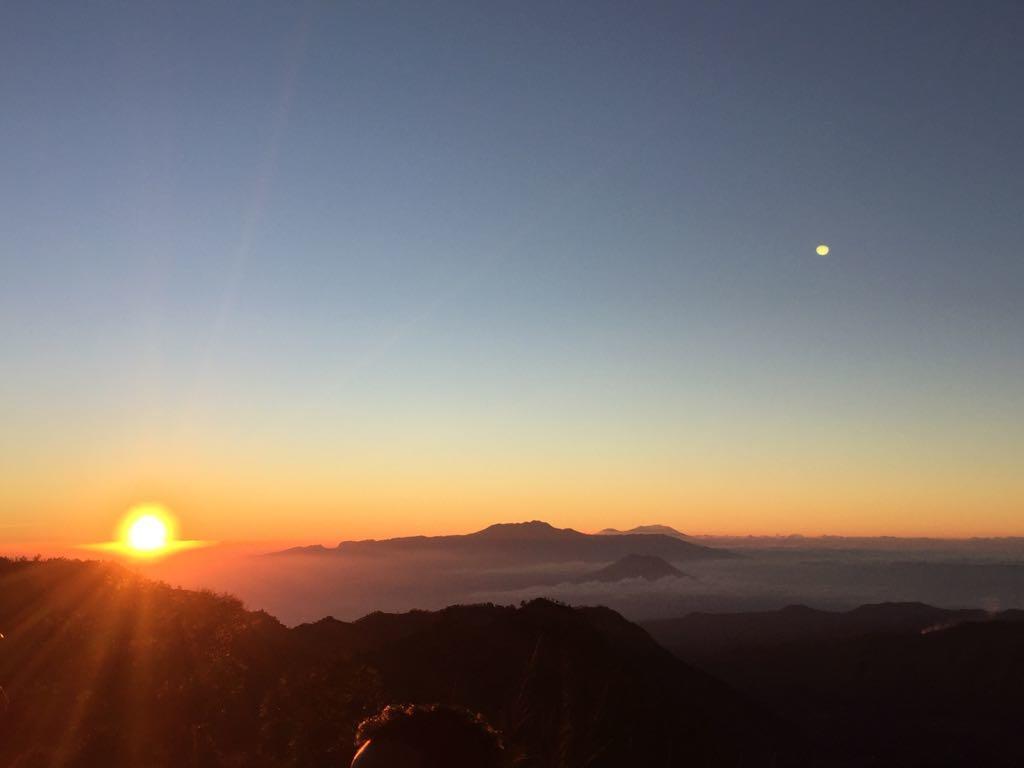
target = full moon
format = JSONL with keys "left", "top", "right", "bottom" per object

{"left": 816, "top": 244, "right": 830, "bottom": 256}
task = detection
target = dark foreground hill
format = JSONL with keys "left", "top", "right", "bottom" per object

{"left": 645, "top": 603, "right": 1024, "bottom": 767}
{"left": 273, "top": 520, "right": 729, "bottom": 564}
{"left": 0, "top": 557, "right": 788, "bottom": 768}
{"left": 643, "top": 601, "right": 1018, "bottom": 657}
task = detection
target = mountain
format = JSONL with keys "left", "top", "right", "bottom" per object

{"left": 643, "top": 602, "right": 1004, "bottom": 658}
{"left": 299, "top": 601, "right": 789, "bottom": 767}
{"left": 10, "top": 558, "right": 1024, "bottom": 766}
{"left": 271, "top": 520, "right": 729, "bottom": 563}
{"left": 596, "top": 524, "right": 689, "bottom": 539}
{"left": 273, "top": 543, "right": 330, "bottom": 555}
{"left": 0, "top": 557, "right": 789, "bottom": 768}
{"left": 577, "top": 554, "right": 688, "bottom": 583}
{"left": 257, "top": 522, "right": 732, "bottom": 623}
{"left": 646, "top": 602, "right": 1024, "bottom": 767}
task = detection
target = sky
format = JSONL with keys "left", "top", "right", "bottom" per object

{"left": 2, "top": 1, "right": 1023, "bottom": 547}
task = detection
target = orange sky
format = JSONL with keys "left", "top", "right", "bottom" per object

{"left": 3, "top": 421, "right": 1021, "bottom": 550}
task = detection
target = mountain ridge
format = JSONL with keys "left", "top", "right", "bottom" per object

{"left": 644, "top": 600, "right": 1024, "bottom": 767}
{"left": 644, "top": 601, "right": 1024, "bottom": 660}
{"left": 270, "top": 520, "right": 731, "bottom": 563}
{"left": 0, "top": 557, "right": 785, "bottom": 767}
{"left": 577, "top": 554, "right": 689, "bottom": 583}
{"left": 596, "top": 524, "right": 689, "bottom": 538}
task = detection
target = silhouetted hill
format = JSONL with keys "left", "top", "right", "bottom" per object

{"left": 646, "top": 602, "right": 1024, "bottom": 767}
{"left": 643, "top": 601, "right": 1001, "bottom": 657}
{"left": 12, "top": 558, "right": 1024, "bottom": 766}
{"left": 577, "top": 554, "right": 687, "bottom": 583}
{"left": 473, "top": 520, "right": 574, "bottom": 539}
{"left": 0, "top": 557, "right": 786, "bottom": 768}
{"left": 300, "top": 600, "right": 788, "bottom": 766}
{"left": 274, "top": 543, "right": 331, "bottom": 555}
{"left": 271, "top": 520, "right": 729, "bottom": 564}
{"left": 596, "top": 525, "right": 689, "bottom": 539}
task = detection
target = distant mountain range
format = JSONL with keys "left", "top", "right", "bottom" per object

{"left": 596, "top": 524, "right": 689, "bottom": 538}
{"left": 577, "top": 554, "right": 688, "bottom": 583}
{"left": 272, "top": 520, "right": 730, "bottom": 563}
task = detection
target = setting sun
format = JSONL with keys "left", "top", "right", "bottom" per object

{"left": 127, "top": 514, "right": 169, "bottom": 552}
{"left": 119, "top": 504, "right": 176, "bottom": 557}
{"left": 83, "top": 503, "right": 210, "bottom": 559}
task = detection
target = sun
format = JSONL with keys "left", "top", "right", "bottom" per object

{"left": 816, "top": 244, "right": 830, "bottom": 256}
{"left": 128, "top": 514, "right": 169, "bottom": 552}
{"left": 86, "top": 503, "right": 209, "bottom": 559}
{"left": 119, "top": 504, "right": 176, "bottom": 557}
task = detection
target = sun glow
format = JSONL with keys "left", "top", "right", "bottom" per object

{"left": 127, "top": 514, "right": 169, "bottom": 552}
{"left": 83, "top": 504, "right": 211, "bottom": 559}
{"left": 118, "top": 504, "right": 177, "bottom": 557}
{"left": 101, "top": 503, "right": 207, "bottom": 558}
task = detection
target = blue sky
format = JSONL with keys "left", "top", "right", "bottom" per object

{"left": 2, "top": 1, "right": 1023, "bottom": 541}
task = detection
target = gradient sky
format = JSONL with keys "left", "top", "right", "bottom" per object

{"left": 2, "top": 1, "right": 1023, "bottom": 546}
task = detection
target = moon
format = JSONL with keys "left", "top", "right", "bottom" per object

{"left": 816, "top": 244, "right": 830, "bottom": 256}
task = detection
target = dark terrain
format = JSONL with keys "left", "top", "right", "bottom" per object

{"left": 0, "top": 557, "right": 782, "bottom": 768}
{"left": 5, "top": 555, "right": 1024, "bottom": 767}
{"left": 646, "top": 604, "right": 1024, "bottom": 767}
